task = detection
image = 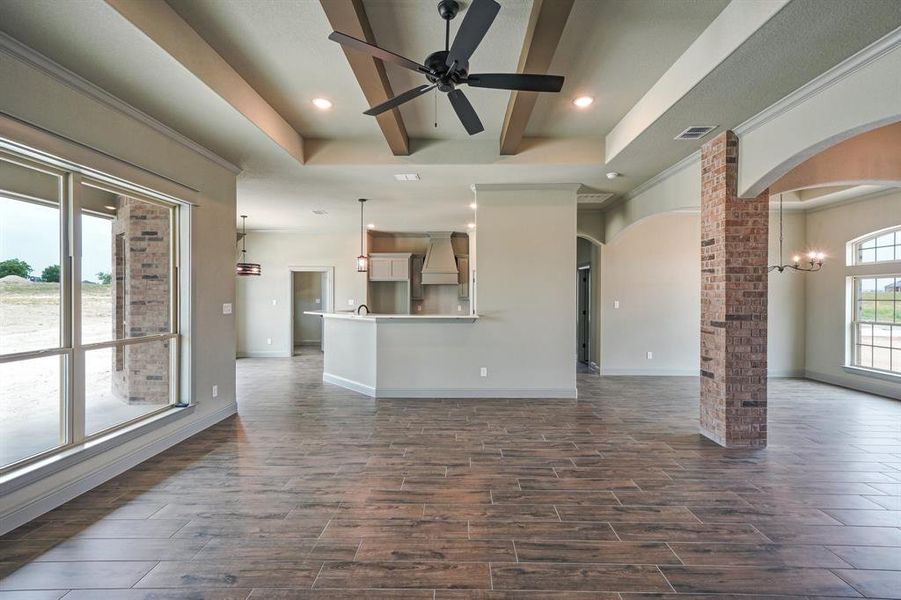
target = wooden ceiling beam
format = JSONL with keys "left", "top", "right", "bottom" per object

{"left": 105, "top": 0, "right": 305, "bottom": 165}
{"left": 499, "top": 0, "right": 574, "bottom": 156}
{"left": 320, "top": 0, "right": 410, "bottom": 156}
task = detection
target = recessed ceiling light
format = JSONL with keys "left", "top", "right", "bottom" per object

{"left": 312, "top": 98, "right": 333, "bottom": 110}
{"left": 573, "top": 96, "right": 594, "bottom": 109}
{"left": 393, "top": 173, "right": 420, "bottom": 181}
{"left": 469, "top": 202, "right": 477, "bottom": 210}
{"left": 104, "top": 205, "right": 116, "bottom": 210}
{"left": 605, "top": 172, "right": 621, "bottom": 180}
{"left": 467, "top": 222, "right": 476, "bottom": 229}
{"left": 367, "top": 223, "right": 375, "bottom": 229}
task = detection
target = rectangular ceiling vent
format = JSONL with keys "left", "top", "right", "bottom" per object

{"left": 675, "top": 125, "right": 717, "bottom": 141}
{"left": 311, "top": 209, "right": 328, "bottom": 215}
{"left": 394, "top": 173, "right": 420, "bottom": 181}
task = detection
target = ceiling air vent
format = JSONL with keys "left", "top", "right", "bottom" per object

{"left": 312, "top": 209, "right": 328, "bottom": 215}
{"left": 675, "top": 125, "right": 717, "bottom": 141}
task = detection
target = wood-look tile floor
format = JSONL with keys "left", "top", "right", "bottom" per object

{"left": 2, "top": 350, "right": 900, "bottom": 599}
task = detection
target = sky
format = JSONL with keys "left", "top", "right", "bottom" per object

{"left": 0, "top": 197, "right": 111, "bottom": 282}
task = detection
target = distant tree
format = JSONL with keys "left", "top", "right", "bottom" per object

{"left": 41, "top": 264, "right": 61, "bottom": 282}
{"left": 97, "top": 271, "right": 112, "bottom": 285}
{"left": 0, "top": 258, "right": 32, "bottom": 278}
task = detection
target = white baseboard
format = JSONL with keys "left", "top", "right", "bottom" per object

{"left": 599, "top": 368, "right": 697, "bottom": 376}
{"left": 377, "top": 387, "right": 579, "bottom": 399}
{"left": 805, "top": 369, "right": 901, "bottom": 400}
{"left": 237, "top": 350, "right": 291, "bottom": 358}
{"left": 322, "top": 372, "right": 376, "bottom": 397}
{"left": 0, "top": 401, "right": 238, "bottom": 535}
{"left": 323, "top": 373, "right": 577, "bottom": 399}
{"left": 768, "top": 369, "right": 806, "bottom": 378}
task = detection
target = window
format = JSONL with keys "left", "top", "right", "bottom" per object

{"left": 850, "top": 275, "right": 901, "bottom": 375}
{"left": 851, "top": 226, "right": 901, "bottom": 265}
{"left": 0, "top": 147, "right": 183, "bottom": 472}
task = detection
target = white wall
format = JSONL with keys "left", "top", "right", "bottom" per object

{"left": 237, "top": 231, "right": 366, "bottom": 357}
{"left": 804, "top": 190, "right": 901, "bottom": 398}
{"left": 0, "top": 49, "right": 236, "bottom": 531}
{"left": 600, "top": 212, "right": 701, "bottom": 375}
{"left": 767, "top": 210, "right": 807, "bottom": 376}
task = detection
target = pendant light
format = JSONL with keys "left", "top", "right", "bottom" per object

{"left": 768, "top": 194, "right": 824, "bottom": 273}
{"left": 356, "top": 199, "right": 369, "bottom": 272}
{"left": 236, "top": 215, "right": 262, "bottom": 276}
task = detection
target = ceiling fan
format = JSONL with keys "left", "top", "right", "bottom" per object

{"left": 328, "top": 0, "right": 565, "bottom": 135}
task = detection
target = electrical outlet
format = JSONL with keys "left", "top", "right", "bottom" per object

{"left": 614, "top": 300, "right": 620, "bottom": 309}
{"left": 480, "top": 367, "right": 488, "bottom": 377}
{"left": 417, "top": 305, "right": 422, "bottom": 312}
{"left": 222, "top": 303, "right": 233, "bottom": 314}
{"left": 267, "top": 338, "right": 272, "bottom": 345}
{"left": 457, "top": 305, "right": 462, "bottom": 312}
{"left": 315, "top": 298, "right": 321, "bottom": 304}
{"left": 647, "top": 351, "right": 653, "bottom": 360}
{"left": 212, "top": 384, "right": 218, "bottom": 398}
{"left": 348, "top": 299, "right": 355, "bottom": 306}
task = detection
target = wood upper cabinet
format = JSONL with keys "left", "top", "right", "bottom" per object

{"left": 456, "top": 255, "right": 469, "bottom": 300}
{"left": 410, "top": 254, "right": 424, "bottom": 300}
{"left": 369, "top": 253, "right": 411, "bottom": 281}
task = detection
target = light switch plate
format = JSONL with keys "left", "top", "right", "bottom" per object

{"left": 480, "top": 367, "right": 488, "bottom": 377}
{"left": 647, "top": 351, "right": 653, "bottom": 360}
{"left": 614, "top": 300, "right": 620, "bottom": 309}
{"left": 348, "top": 299, "right": 355, "bottom": 306}
{"left": 212, "top": 384, "right": 218, "bottom": 398}
{"left": 222, "top": 303, "right": 233, "bottom": 315}
{"left": 315, "top": 298, "right": 321, "bottom": 304}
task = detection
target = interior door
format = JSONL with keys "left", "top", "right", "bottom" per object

{"left": 577, "top": 267, "right": 590, "bottom": 364}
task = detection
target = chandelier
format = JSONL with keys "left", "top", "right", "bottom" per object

{"left": 768, "top": 193, "right": 824, "bottom": 273}
{"left": 236, "top": 215, "right": 261, "bottom": 276}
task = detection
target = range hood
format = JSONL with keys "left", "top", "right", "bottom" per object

{"left": 421, "top": 232, "right": 459, "bottom": 285}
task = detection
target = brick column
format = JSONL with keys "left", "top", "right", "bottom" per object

{"left": 700, "top": 131, "right": 768, "bottom": 448}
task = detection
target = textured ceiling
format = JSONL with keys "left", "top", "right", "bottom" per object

{"left": 1, "top": 0, "right": 898, "bottom": 233}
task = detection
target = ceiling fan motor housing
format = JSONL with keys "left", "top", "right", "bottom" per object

{"left": 425, "top": 50, "right": 467, "bottom": 91}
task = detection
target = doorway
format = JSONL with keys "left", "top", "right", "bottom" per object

{"left": 289, "top": 267, "right": 334, "bottom": 356}
{"left": 577, "top": 266, "right": 591, "bottom": 365}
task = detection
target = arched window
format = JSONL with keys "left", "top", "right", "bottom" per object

{"left": 850, "top": 226, "right": 901, "bottom": 265}
{"left": 847, "top": 225, "right": 901, "bottom": 376}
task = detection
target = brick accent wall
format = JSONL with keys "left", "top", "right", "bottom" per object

{"left": 111, "top": 195, "right": 171, "bottom": 405}
{"left": 699, "top": 131, "right": 769, "bottom": 448}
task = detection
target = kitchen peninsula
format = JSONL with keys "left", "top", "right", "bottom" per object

{"left": 307, "top": 230, "right": 482, "bottom": 397}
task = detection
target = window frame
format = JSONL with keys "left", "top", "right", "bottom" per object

{"left": 0, "top": 147, "right": 186, "bottom": 475}
{"left": 847, "top": 225, "right": 901, "bottom": 266}
{"left": 847, "top": 273, "right": 901, "bottom": 377}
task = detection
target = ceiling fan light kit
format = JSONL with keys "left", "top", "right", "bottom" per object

{"left": 328, "top": 0, "right": 565, "bottom": 136}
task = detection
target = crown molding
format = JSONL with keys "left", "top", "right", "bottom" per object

{"left": 623, "top": 150, "right": 700, "bottom": 202}
{"left": 0, "top": 32, "right": 241, "bottom": 175}
{"left": 734, "top": 26, "right": 901, "bottom": 136}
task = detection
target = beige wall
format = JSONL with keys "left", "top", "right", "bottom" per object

{"left": 0, "top": 50, "right": 237, "bottom": 530}
{"left": 767, "top": 210, "right": 807, "bottom": 376}
{"left": 600, "top": 212, "right": 701, "bottom": 375}
{"left": 237, "top": 231, "right": 365, "bottom": 357}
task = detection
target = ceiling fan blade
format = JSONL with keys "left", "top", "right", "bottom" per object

{"left": 446, "top": 0, "right": 500, "bottom": 70}
{"left": 364, "top": 84, "right": 436, "bottom": 116}
{"left": 466, "top": 73, "right": 565, "bottom": 93}
{"left": 447, "top": 89, "right": 484, "bottom": 135}
{"left": 328, "top": 31, "right": 430, "bottom": 75}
